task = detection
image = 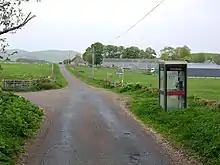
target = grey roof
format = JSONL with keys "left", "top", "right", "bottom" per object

{"left": 188, "top": 68, "right": 220, "bottom": 77}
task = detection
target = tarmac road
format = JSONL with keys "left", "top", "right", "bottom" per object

{"left": 19, "top": 65, "right": 173, "bottom": 165}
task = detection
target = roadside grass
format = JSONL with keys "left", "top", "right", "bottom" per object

{"left": 0, "top": 63, "right": 67, "bottom": 91}
{"left": 1, "top": 63, "right": 50, "bottom": 80}
{"left": 67, "top": 65, "right": 220, "bottom": 165}
{"left": 53, "top": 64, "right": 68, "bottom": 88}
{"left": 0, "top": 93, "right": 44, "bottom": 165}
{"left": 67, "top": 66, "right": 220, "bottom": 100}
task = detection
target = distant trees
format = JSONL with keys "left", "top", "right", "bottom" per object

{"left": 160, "top": 46, "right": 191, "bottom": 61}
{"left": 82, "top": 42, "right": 157, "bottom": 65}
{"left": 83, "top": 42, "right": 104, "bottom": 65}
{"left": 82, "top": 42, "right": 220, "bottom": 65}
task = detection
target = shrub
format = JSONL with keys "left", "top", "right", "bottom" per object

{"left": 0, "top": 93, "right": 43, "bottom": 164}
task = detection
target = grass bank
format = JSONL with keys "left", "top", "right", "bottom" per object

{"left": 53, "top": 64, "right": 68, "bottom": 88}
{"left": 0, "top": 93, "right": 44, "bottom": 165}
{"left": 67, "top": 65, "right": 220, "bottom": 165}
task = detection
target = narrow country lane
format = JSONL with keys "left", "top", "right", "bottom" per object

{"left": 19, "top": 65, "right": 174, "bottom": 165}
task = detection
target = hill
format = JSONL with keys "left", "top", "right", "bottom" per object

{"left": 0, "top": 49, "right": 81, "bottom": 62}
{"left": 191, "top": 53, "right": 220, "bottom": 64}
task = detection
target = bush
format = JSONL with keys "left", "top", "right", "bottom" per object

{"left": 35, "top": 82, "right": 56, "bottom": 90}
{"left": 0, "top": 93, "right": 43, "bottom": 164}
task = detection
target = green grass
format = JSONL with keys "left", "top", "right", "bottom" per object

{"left": 1, "top": 63, "right": 51, "bottom": 80}
{"left": 0, "top": 93, "right": 44, "bottom": 165}
{"left": 0, "top": 63, "right": 67, "bottom": 91}
{"left": 67, "top": 65, "right": 220, "bottom": 165}
{"left": 129, "top": 89, "right": 220, "bottom": 165}
{"left": 53, "top": 64, "right": 68, "bottom": 88}
{"left": 67, "top": 66, "right": 220, "bottom": 100}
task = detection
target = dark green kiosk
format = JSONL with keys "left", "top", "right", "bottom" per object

{"left": 158, "top": 60, "right": 187, "bottom": 110}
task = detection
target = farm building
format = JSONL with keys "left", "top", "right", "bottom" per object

{"left": 102, "top": 58, "right": 220, "bottom": 77}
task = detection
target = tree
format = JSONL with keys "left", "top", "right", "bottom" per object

{"left": 144, "top": 47, "right": 156, "bottom": 59}
{"left": 175, "top": 45, "right": 191, "bottom": 61}
{"left": 122, "top": 46, "right": 140, "bottom": 59}
{"left": 0, "top": 0, "right": 38, "bottom": 56}
{"left": 160, "top": 46, "right": 191, "bottom": 61}
{"left": 117, "top": 46, "right": 124, "bottom": 58}
{"left": 91, "top": 42, "right": 104, "bottom": 65}
{"left": 160, "top": 47, "right": 175, "bottom": 60}
{"left": 82, "top": 47, "right": 92, "bottom": 64}
{"left": 103, "top": 45, "right": 120, "bottom": 58}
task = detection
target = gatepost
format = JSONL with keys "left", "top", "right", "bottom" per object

{"left": 159, "top": 60, "right": 187, "bottom": 110}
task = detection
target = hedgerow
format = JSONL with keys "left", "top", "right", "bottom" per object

{"left": 0, "top": 93, "right": 44, "bottom": 165}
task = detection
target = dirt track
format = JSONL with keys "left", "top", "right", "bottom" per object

{"left": 18, "top": 65, "right": 175, "bottom": 165}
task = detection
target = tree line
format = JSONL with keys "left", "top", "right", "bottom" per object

{"left": 80, "top": 42, "right": 220, "bottom": 65}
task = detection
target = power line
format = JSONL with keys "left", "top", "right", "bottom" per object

{"left": 109, "top": 0, "right": 165, "bottom": 43}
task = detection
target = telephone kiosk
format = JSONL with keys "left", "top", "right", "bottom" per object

{"left": 158, "top": 61, "right": 187, "bottom": 110}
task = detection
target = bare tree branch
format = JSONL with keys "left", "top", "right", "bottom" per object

{"left": 0, "top": 2, "right": 10, "bottom": 8}
{"left": 0, "top": 12, "right": 36, "bottom": 36}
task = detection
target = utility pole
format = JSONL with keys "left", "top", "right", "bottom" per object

{"left": 51, "top": 62, "right": 54, "bottom": 80}
{"left": 92, "top": 47, "right": 95, "bottom": 80}
{"left": 69, "top": 52, "right": 71, "bottom": 65}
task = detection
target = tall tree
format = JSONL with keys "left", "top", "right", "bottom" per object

{"left": 83, "top": 47, "right": 92, "bottom": 64}
{"left": 103, "top": 45, "right": 120, "bottom": 58}
{"left": 91, "top": 42, "right": 104, "bottom": 65}
{"left": 122, "top": 46, "right": 140, "bottom": 59}
{"left": 160, "top": 46, "right": 175, "bottom": 60}
{"left": 117, "top": 46, "right": 124, "bottom": 58}
{"left": 160, "top": 46, "right": 191, "bottom": 61}
{"left": 144, "top": 47, "right": 156, "bottom": 59}
{"left": 175, "top": 45, "right": 191, "bottom": 61}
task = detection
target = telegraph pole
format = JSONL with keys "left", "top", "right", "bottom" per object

{"left": 92, "top": 47, "right": 94, "bottom": 80}
{"left": 51, "top": 62, "right": 54, "bottom": 80}
{"left": 69, "top": 52, "right": 71, "bottom": 65}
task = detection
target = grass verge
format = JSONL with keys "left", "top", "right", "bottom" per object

{"left": 67, "top": 65, "right": 220, "bottom": 165}
{"left": 53, "top": 64, "right": 68, "bottom": 88}
{"left": 0, "top": 93, "right": 44, "bottom": 165}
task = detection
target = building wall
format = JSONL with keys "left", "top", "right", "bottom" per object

{"left": 102, "top": 58, "right": 220, "bottom": 77}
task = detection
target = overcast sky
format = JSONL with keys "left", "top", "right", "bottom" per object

{"left": 6, "top": 0, "right": 220, "bottom": 54}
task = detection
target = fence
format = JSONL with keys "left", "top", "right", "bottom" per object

{"left": 2, "top": 79, "right": 35, "bottom": 89}
{"left": 2, "top": 78, "right": 52, "bottom": 90}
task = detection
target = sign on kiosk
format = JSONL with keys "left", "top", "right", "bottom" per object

{"left": 159, "top": 60, "right": 187, "bottom": 110}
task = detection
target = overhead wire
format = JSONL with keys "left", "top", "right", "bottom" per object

{"left": 109, "top": 0, "right": 165, "bottom": 44}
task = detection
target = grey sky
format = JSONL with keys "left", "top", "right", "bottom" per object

{"left": 6, "top": 0, "right": 220, "bottom": 54}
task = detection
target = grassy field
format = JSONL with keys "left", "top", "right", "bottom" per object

{"left": 0, "top": 63, "right": 67, "bottom": 91}
{"left": 67, "top": 65, "right": 220, "bottom": 165}
{"left": 1, "top": 63, "right": 51, "bottom": 80}
{"left": 68, "top": 66, "right": 220, "bottom": 100}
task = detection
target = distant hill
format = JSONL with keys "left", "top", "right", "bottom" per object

{"left": 191, "top": 53, "right": 220, "bottom": 64}
{"left": 191, "top": 53, "right": 220, "bottom": 56}
{"left": 0, "top": 49, "right": 81, "bottom": 62}
{"left": 16, "top": 58, "right": 49, "bottom": 64}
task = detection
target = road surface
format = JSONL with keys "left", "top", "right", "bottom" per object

{"left": 19, "top": 65, "right": 174, "bottom": 165}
